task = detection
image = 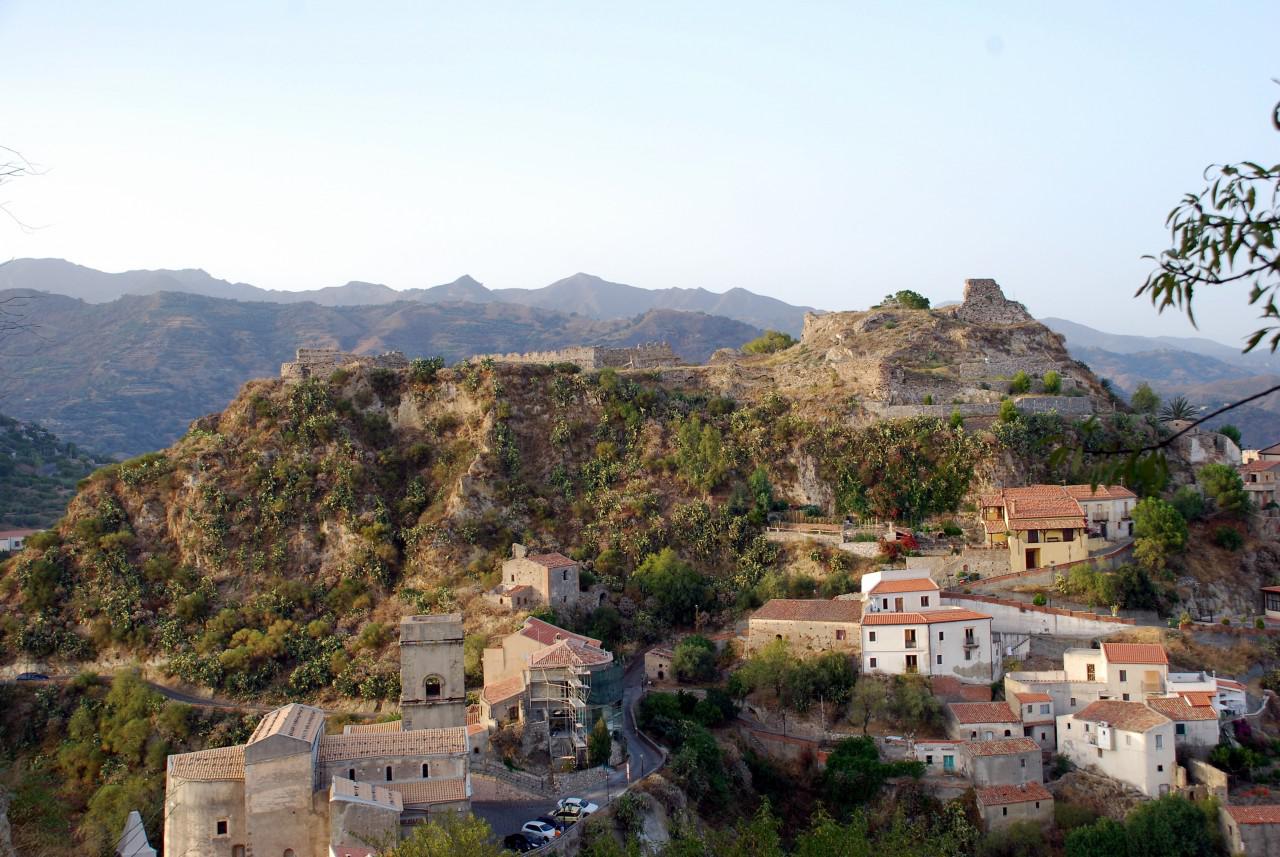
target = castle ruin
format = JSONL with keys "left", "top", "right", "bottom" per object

{"left": 280, "top": 347, "right": 409, "bottom": 381}
{"left": 953, "top": 278, "right": 1034, "bottom": 326}
{"left": 477, "top": 341, "right": 682, "bottom": 371}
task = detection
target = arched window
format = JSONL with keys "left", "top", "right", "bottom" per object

{"left": 421, "top": 762, "right": 430, "bottom": 778}
{"left": 424, "top": 675, "right": 443, "bottom": 698}
{"left": 385, "top": 765, "right": 393, "bottom": 781}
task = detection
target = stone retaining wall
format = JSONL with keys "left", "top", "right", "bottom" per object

{"left": 478, "top": 343, "right": 681, "bottom": 371}
{"left": 943, "top": 592, "right": 1134, "bottom": 636}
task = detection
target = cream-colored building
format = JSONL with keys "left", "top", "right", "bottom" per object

{"left": 1064, "top": 484, "right": 1138, "bottom": 541}
{"left": 164, "top": 613, "right": 470, "bottom": 857}
{"left": 861, "top": 608, "right": 994, "bottom": 683}
{"left": 947, "top": 702, "right": 1021, "bottom": 741}
{"left": 645, "top": 647, "right": 675, "bottom": 683}
{"left": 747, "top": 599, "right": 862, "bottom": 654}
{"left": 1221, "top": 804, "right": 1280, "bottom": 856}
{"left": 1243, "top": 459, "right": 1280, "bottom": 509}
{"left": 1147, "top": 696, "right": 1220, "bottom": 754}
{"left": 1005, "top": 642, "right": 1171, "bottom": 717}
{"left": 1056, "top": 700, "right": 1176, "bottom": 798}
{"left": 1008, "top": 691, "right": 1057, "bottom": 751}
{"left": 975, "top": 782, "right": 1054, "bottom": 831}
{"left": 486, "top": 544, "right": 582, "bottom": 610}
{"left": 979, "top": 485, "right": 1091, "bottom": 572}
{"left": 1243, "top": 442, "right": 1280, "bottom": 464}
{"left": 860, "top": 569, "right": 940, "bottom": 613}
{"left": 164, "top": 705, "right": 470, "bottom": 857}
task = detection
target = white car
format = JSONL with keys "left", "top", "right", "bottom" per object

{"left": 521, "top": 820, "right": 558, "bottom": 843}
{"left": 556, "top": 797, "right": 600, "bottom": 816}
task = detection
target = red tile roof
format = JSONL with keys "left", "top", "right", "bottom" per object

{"left": 1179, "top": 691, "right": 1217, "bottom": 709}
{"left": 528, "top": 638, "right": 613, "bottom": 668}
{"left": 343, "top": 720, "right": 404, "bottom": 735}
{"left": 962, "top": 737, "right": 1040, "bottom": 757}
{"left": 1241, "top": 460, "right": 1280, "bottom": 472}
{"left": 1147, "top": 697, "right": 1218, "bottom": 722}
{"left": 949, "top": 702, "right": 1018, "bottom": 724}
{"left": 1012, "top": 692, "right": 1052, "bottom": 704}
{"left": 389, "top": 777, "right": 469, "bottom": 807}
{"left": 319, "top": 727, "right": 468, "bottom": 761}
{"left": 862, "top": 608, "right": 990, "bottom": 625}
{"left": 976, "top": 782, "right": 1052, "bottom": 807}
{"left": 527, "top": 552, "right": 576, "bottom": 569}
{"left": 983, "top": 520, "right": 1008, "bottom": 534}
{"left": 1101, "top": 643, "right": 1169, "bottom": 665}
{"left": 985, "top": 486, "right": 1086, "bottom": 529}
{"left": 931, "top": 676, "right": 993, "bottom": 702}
{"left": 518, "top": 617, "right": 601, "bottom": 648}
{"left": 751, "top": 599, "right": 862, "bottom": 623}
{"left": 1063, "top": 484, "right": 1138, "bottom": 501}
{"left": 481, "top": 674, "right": 526, "bottom": 705}
{"left": 867, "top": 578, "right": 939, "bottom": 594}
{"left": 1217, "top": 678, "right": 1246, "bottom": 692}
{"left": 1073, "top": 700, "right": 1169, "bottom": 732}
{"left": 248, "top": 703, "right": 325, "bottom": 746}
{"left": 0, "top": 529, "right": 38, "bottom": 539}
{"left": 1224, "top": 804, "right": 1280, "bottom": 824}
{"left": 1262, "top": 586, "right": 1280, "bottom": 595}
{"left": 168, "top": 744, "right": 245, "bottom": 781}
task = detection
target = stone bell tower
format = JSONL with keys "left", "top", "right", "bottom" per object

{"left": 399, "top": 613, "right": 466, "bottom": 730}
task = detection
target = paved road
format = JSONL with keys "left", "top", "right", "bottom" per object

{"left": 2, "top": 673, "right": 273, "bottom": 712}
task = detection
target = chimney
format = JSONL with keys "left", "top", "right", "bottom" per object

{"left": 511, "top": 543, "right": 527, "bottom": 559}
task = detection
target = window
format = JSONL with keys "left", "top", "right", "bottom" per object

{"left": 1086, "top": 664, "right": 1096, "bottom": 681}
{"left": 385, "top": 766, "right": 393, "bottom": 781}
{"left": 964, "top": 649, "right": 972, "bottom": 662}
{"left": 422, "top": 763, "right": 430, "bottom": 778}
{"left": 424, "top": 675, "right": 443, "bottom": 698}
{"left": 1176, "top": 723, "right": 1186, "bottom": 736}
{"left": 216, "top": 820, "right": 228, "bottom": 837}
{"left": 348, "top": 768, "right": 356, "bottom": 780}
{"left": 836, "top": 629, "right": 846, "bottom": 641}
{"left": 1155, "top": 734, "right": 1164, "bottom": 750}
{"left": 1157, "top": 764, "right": 1164, "bottom": 772}
{"left": 1040, "top": 704, "right": 1050, "bottom": 715}
{"left": 1040, "top": 731, "right": 1046, "bottom": 741}
{"left": 921, "top": 596, "right": 930, "bottom": 607}
{"left": 1026, "top": 705, "right": 1033, "bottom": 714}
{"left": 1070, "top": 697, "right": 1076, "bottom": 707}
{"left": 1002, "top": 807, "right": 1008, "bottom": 816}
{"left": 881, "top": 599, "right": 888, "bottom": 610}
{"left": 936, "top": 654, "right": 942, "bottom": 665}
{"left": 869, "top": 657, "right": 877, "bottom": 669}
{"left": 1020, "top": 758, "right": 1026, "bottom": 768}
{"left": 905, "top": 655, "right": 918, "bottom": 673}
{"left": 563, "top": 570, "right": 569, "bottom": 581}
{"left": 938, "top": 631, "right": 945, "bottom": 641}
{"left": 1119, "top": 670, "right": 1127, "bottom": 682}
{"left": 1035, "top": 801, "right": 1041, "bottom": 809}
{"left": 904, "top": 629, "right": 917, "bottom": 648}
{"left": 926, "top": 755, "right": 933, "bottom": 765}
{"left": 869, "top": 631, "right": 877, "bottom": 642}
{"left": 1122, "top": 693, "right": 1130, "bottom": 701}
{"left": 1004, "top": 729, "right": 1012, "bottom": 737}
{"left": 1097, "top": 748, "right": 1103, "bottom": 758}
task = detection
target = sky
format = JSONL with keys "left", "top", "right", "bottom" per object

{"left": 0, "top": 1, "right": 1277, "bottom": 345}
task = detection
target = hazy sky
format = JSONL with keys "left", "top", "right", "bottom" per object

{"left": 1, "top": 2, "right": 1276, "bottom": 345}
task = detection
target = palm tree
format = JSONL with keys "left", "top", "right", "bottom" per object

{"left": 1159, "top": 395, "right": 1197, "bottom": 423}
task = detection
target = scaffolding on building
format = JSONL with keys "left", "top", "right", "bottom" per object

{"left": 528, "top": 663, "right": 591, "bottom": 767}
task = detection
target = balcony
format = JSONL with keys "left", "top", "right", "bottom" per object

{"left": 1141, "top": 681, "right": 1163, "bottom": 694}
{"left": 904, "top": 640, "right": 918, "bottom": 649}
{"left": 962, "top": 638, "right": 979, "bottom": 649}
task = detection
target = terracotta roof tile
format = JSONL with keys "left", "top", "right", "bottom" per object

{"left": 329, "top": 776, "right": 404, "bottom": 810}
{"left": 343, "top": 720, "right": 404, "bottom": 735}
{"left": 1217, "top": 678, "right": 1246, "bottom": 691}
{"left": 1063, "top": 484, "right": 1137, "bottom": 501}
{"left": 1224, "top": 804, "right": 1280, "bottom": 824}
{"left": 862, "top": 608, "right": 990, "bottom": 625}
{"left": 168, "top": 744, "right": 245, "bottom": 781}
{"left": 1101, "top": 643, "right": 1169, "bottom": 665}
{"left": 976, "top": 782, "right": 1052, "bottom": 807}
{"left": 481, "top": 674, "right": 526, "bottom": 705}
{"left": 1179, "top": 691, "right": 1217, "bottom": 708}
{"left": 949, "top": 702, "right": 1018, "bottom": 724}
{"left": 466, "top": 723, "right": 486, "bottom": 737}
{"left": 983, "top": 520, "right": 1008, "bottom": 534}
{"left": 1242, "top": 460, "right": 1280, "bottom": 472}
{"left": 1012, "top": 692, "right": 1052, "bottom": 704}
{"left": 528, "top": 638, "right": 613, "bottom": 668}
{"left": 751, "top": 599, "right": 862, "bottom": 623}
{"left": 389, "top": 777, "right": 469, "bottom": 807}
{"left": 1073, "top": 700, "right": 1169, "bottom": 732}
{"left": 518, "top": 617, "right": 601, "bottom": 648}
{"left": 319, "top": 727, "right": 468, "bottom": 761}
{"left": 526, "top": 552, "right": 576, "bottom": 569}
{"left": 962, "top": 737, "right": 1040, "bottom": 757}
{"left": 1148, "top": 697, "right": 1218, "bottom": 721}
{"left": 248, "top": 703, "right": 325, "bottom": 746}
{"left": 868, "top": 578, "right": 939, "bottom": 594}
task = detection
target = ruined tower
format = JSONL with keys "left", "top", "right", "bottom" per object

{"left": 399, "top": 613, "right": 466, "bottom": 730}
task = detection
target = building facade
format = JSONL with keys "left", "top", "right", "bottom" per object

{"left": 975, "top": 783, "right": 1054, "bottom": 831}
{"left": 747, "top": 599, "right": 862, "bottom": 654}
{"left": 979, "top": 485, "right": 1092, "bottom": 572}
{"left": 487, "top": 544, "right": 582, "bottom": 610}
{"left": 1063, "top": 484, "right": 1137, "bottom": 541}
{"left": 861, "top": 608, "right": 995, "bottom": 683}
{"left": 399, "top": 614, "right": 466, "bottom": 731}
{"left": 1220, "top": 804, "right": 1280, "bottom": 856}
{"left": 1056, "top": 700, "right": 1176, "bottom": 798}
{"left": 947, "top": 702, "right": 1021, "bottom": 741}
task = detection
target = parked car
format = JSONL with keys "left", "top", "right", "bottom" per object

{"left": 536, "top": 814, "right": 569, "bottom": 833}
{"left": 521, "top": 820, "right": 558, "bottom": 843}
{"left": 550, "top": 806, "right": 583, "bottom": 826}
{"left": 503, "top": 833, "right": 537, "bottom": 852}
{"left": 557, "top": 797, "right": 600, "bottom": 816}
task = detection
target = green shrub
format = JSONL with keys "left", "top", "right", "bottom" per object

{"left": 999, "top": 399, "right": 1020, "bottom": 423}
{"left": 1009, "top": 371, "right": 1032, "bottom": 395}
{"left": 1213, "top": 525, "right": 1244, "bottom": 551}
{"left": 1032, "top": 592, "right": 1047, "bottom": 606}
{"left": 742, "top": 330, "right": 797, "bottom": 354}
{"left": 1042, "top": 370, "right": 1062, "bottom": 394}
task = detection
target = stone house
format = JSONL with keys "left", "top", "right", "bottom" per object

{"left": 164, "top": 704, "right": 470, "bottom": 857}
{"left": 747, "top": 598, "right": 862, "bottom": 654}
{"left": 975, "top": 782, "right": 1054, "bottom": 832}
{"left": 486, "top": 544, "right": 582, "bottom": 610}
{"left": 1056, "top": 700, "right": 1176, "bottom": 798}
{"left": 861, "top": 608, "right": 994, "bottom": 683}
{"left": 645, "top": 647, "right": 675, "bottom": 683}
{"left": 1241, "top": 459, "right": 1280, "bottom": 509}
{"left": 961, "top": 737, "right": 1043, "bottom": 787}
{"left": 1063, "top": 484, "right": 1138, "bottom": 541}
{"left": 913, "top": 740, "right": 964, "bottom": 776}
{"left": 1220, "top": 804, "right": 1280, "bottom": 856}
{"left": 979, "top": 485, "right": 1090, "bottom": 572}
{"left": 1146, "top": 697, "right": 1220, "bottom": 755}
{"left": 947, "top": 702, "right": 1020, "bottom": 741}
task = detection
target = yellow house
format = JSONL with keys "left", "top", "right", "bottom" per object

{"left": 980, "top": 486, "right": 1089, "bottom": 573}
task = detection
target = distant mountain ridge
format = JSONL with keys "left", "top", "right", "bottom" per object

{"left": 0, "top": 259, "right": 815, "bottom": 335}
{"left": 0, "top": 288, "right": 762, "bottom": 456}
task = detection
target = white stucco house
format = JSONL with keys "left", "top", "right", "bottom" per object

{"left": 1056, "top": 700, "right": 1176, "bottom": 798}
{"left": 861, "top": 607, "right": 995, "bottom": 683}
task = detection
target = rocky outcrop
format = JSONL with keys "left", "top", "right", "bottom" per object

{"left": 954, "top": 278, "right": 1034, "bottom": 326}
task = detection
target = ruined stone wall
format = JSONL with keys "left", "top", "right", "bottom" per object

{"left": 280, "top": 347, "right": 410, "bottom": 380}
{"left": 479, "top": 342, "right": 681, "bottom": 371}
{"left": 954, "top": 279, "right": 1034, "bottom": 326}
{"left": 866, "top": 396, "right": 1094, "bottom": 420}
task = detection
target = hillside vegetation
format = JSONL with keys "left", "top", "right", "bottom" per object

{"left": 0, "top": 350, "right": 1159, "bottom": 704}
{"left": 0, "top": 413, "right": 111, "bottom": 528}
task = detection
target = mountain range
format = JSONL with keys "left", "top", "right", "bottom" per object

{"left": 0, "top": 258, "right": 813, "bottom": 335}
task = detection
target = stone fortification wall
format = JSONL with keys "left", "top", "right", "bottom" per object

{"left": 480, "top": 342, "right": 681, "bottom": 371}
{"left": 867, "top": 396, "right": 1093, "bottom": 421}
{"left": 954, "top": 279, "right": 1034, "bottom": 325}
{"left": 280, "top": 347, "right": 409, "bottom": 380}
